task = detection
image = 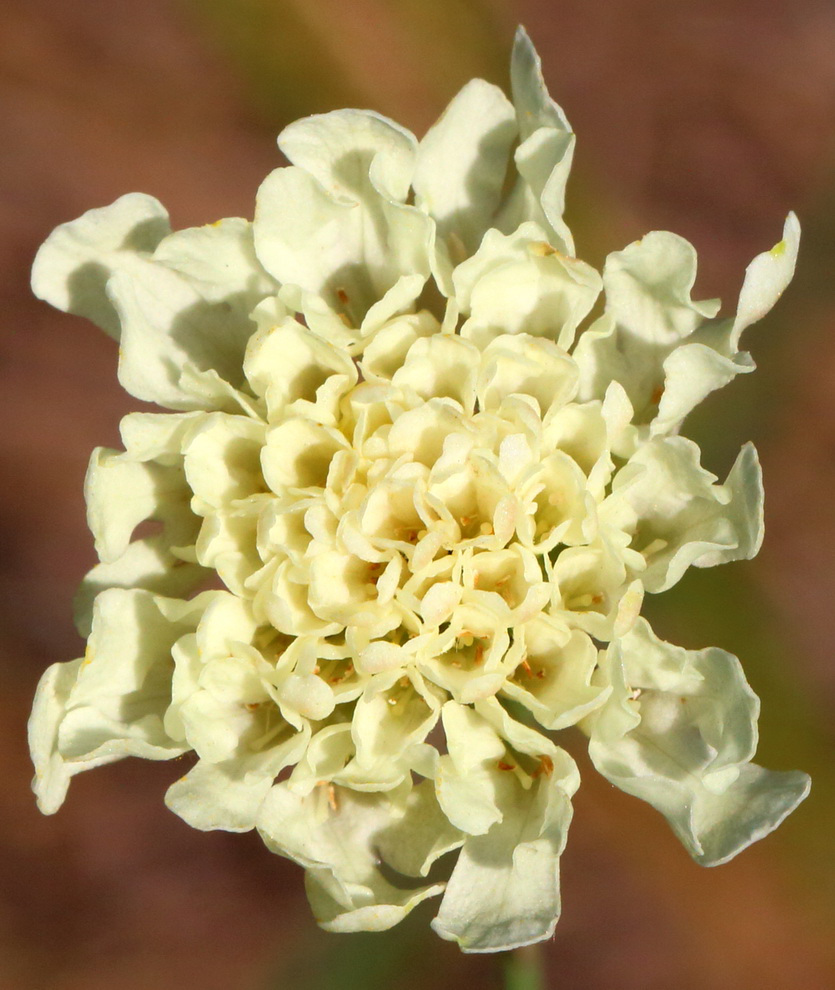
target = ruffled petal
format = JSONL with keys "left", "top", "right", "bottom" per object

{"left": 29, "top": 589, "right": 200, "bottom": 812}
{"left": 455, "top": 223, "right": 601, "bottom": 349}
{"left": 108, "top": 218, "right": 275, "bottom": 408}
{"left": 414, "top": 78, "right": 517, "bottom": 282}
{"left": 375, "top": 779, "right": 464, "bottom": 877}
{"left": 432, "top": 751, "right": 576, "bottom": 952}
{"left": 587, "top": 618, "right": 810, "bottom": 865}
{"left": 254, "top": 110, "right": 432, "bottom": 321}
{"left": 575, "top": 216, "right": 801, "bottom": 436}
{"left": 278, "top": 108, "right": 417, "bottom": 203}
{"left": 495, "top": 27, "right": 576, "bottom": 255}
{"left": 608, "top": 437, "right": 763, "bottom": 592}
{"left": 31, "top": 193, "right": 170, "bottom": 338}
{"left": 258, "top": 783, "right": 444, "bottom": 932}
{"left": 732, "top": 212, "right": 800, "bottom": 346}
{"left": 85, "top": 446, "right": 195, "bottom": 563}
{"left": 165, "top": 730, "right": 309, "bottom": 832}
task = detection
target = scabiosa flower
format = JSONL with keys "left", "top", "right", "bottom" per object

{"left": 29, "top": 28, "right": 809, "bottom": 952}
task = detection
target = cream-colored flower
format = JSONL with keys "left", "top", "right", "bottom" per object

{"left": 29, "top": 28, "right": 809, "bottom": 952}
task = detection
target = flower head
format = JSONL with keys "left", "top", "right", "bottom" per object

{"left": 29, "top": 28, "right": 809, "bottom": 952}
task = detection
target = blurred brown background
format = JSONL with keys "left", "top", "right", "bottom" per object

{"left": 2, "top": 1, "right": 834, "bottom": 987}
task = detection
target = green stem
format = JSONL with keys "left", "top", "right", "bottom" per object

{"left": 503, "top": 944, "right": 546, "bottom": 990}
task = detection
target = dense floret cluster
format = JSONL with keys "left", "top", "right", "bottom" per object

{"left": 29, "top": 29, "right": 808, "bottom": 952}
